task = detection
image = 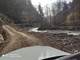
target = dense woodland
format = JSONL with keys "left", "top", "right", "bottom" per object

{"left": 0, "top": 0, "right": 43, "bottom": 27}
{"left": 0, "top": 0, "right": 80, "bottom": 30}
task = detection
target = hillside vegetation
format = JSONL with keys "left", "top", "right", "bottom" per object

{"left": 0, "top": 0, "right": 43, "bottom": 27}
{"left": 39, "top": 0, "right": 80, "bottom": 30}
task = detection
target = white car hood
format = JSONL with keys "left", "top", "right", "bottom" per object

{"left": 0, "top": 46, "right": 70, "bottom": 60}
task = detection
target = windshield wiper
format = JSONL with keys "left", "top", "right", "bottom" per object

{"left": 43, "top": 55, "right": 66, "bottom": 60}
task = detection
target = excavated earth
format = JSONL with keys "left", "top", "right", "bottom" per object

{"left": 0, "top": 25, "right": 80, "bottom": 56}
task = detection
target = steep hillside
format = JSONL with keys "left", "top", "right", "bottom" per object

{"left": 0, "top": 0, "right": 43, "bottom": 27}
{"left": 67, "top": 0, "right": 80, "bottom": 26}
{"left": 0, "top": 12, "right": 12, "bottom": 24}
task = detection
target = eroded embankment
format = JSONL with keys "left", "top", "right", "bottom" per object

{"left": 0, "top": 25, "right": 45, "bottom": 56}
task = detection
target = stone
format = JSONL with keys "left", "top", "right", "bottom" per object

{"left": 0, "top": 34, "right": 4, "bottom": 44}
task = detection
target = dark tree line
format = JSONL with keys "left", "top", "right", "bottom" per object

{"left": 39, "top": 0, "right": 80, "bottom": 30}
{"left": 51, "top": 0, "right": 80, "bottom": 26}
{"left": 67, "top": 0, "right": 80, "bottom": 26}
{"left": 0, "top": 0, "right": 80, "bottom": 29}
{"left": 0, "top": 0, "right": 44, "bottom": 27}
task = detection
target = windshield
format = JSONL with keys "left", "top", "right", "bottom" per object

{"left": 0, "top": 0, "right": 80, "bottom": 60}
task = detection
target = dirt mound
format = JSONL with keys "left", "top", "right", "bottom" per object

{"left": 0, "top": 25, "right": 44, "bottom": 56}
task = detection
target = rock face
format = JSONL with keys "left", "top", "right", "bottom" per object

{"left": 0, "top": 34, "right": 4, "bottom": 44}
{"left": 0, "top": 18, "right": 4, "bottom": 33}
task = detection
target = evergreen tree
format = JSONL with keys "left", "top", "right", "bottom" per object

{"left": 38, "top": 4, "right": 44, "bottom": 17}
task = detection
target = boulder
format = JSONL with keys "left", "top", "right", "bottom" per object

{"left": 0, "top": 18, "right": 4, "bottom": 34}
{"left": 0, "top": 34, "right": 4, "bottom": 44}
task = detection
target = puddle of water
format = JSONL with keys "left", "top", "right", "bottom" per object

{"left": 29, "top": 27, "right": 80, "bottom": 36}
{"left": 29, "top": 27, "right": 47, "bottom": 33}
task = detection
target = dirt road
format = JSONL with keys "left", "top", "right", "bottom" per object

{"left": 0, "top": 25, "right": 44, "bottom": 55}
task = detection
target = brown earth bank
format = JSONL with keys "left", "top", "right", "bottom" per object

{"left": 28, "top": 32, "right": 80, "bottom": 54}
{"left": 13, "top": 26, "right": 80, "bottom": 54}
{"left": 14, "top": 28, "right": 80, "bottom": 53}
{"left": 0, "top": 25, "right": 45, "bottom": 56}
{"left": 38, "top": 26, "right": 80, "bottom": 31}
{"left": 0, "top": 25, "right": 80, "bottom": 56}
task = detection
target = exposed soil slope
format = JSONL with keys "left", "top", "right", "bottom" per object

{"left": 0, "top": 25, "right": 44, "bottom": 55}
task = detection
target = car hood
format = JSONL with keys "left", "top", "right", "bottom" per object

{"left": 0, "top": 46, "right": 70, "bottom": 60}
